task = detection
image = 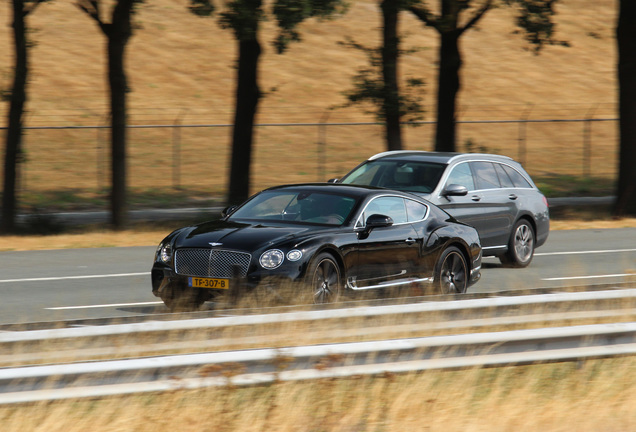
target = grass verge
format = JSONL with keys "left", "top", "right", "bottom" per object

{"left": 1, "top": 357, "right": 634, "bottom": 432}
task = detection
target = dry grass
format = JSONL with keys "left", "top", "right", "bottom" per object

{"left": 0, "top": 0, "right": 621, "bottom": 206}
{"left": 1, "top": 358, "right": 634, "bottom": 432}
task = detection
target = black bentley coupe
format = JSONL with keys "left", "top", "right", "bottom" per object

{"left": 151, "top": 183, "right": 481, "bottom": 310}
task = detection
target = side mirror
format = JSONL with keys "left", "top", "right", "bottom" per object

{"left": 327, "top": 178, "right": 339, "bottom": 183}
{"left": 221, "top": 205, "right": 238, "bottom": 218}
{"left": 443, "top": 184, "right": 468, "bottom": 197}
{"left": 365, "top": 214, "right": 394, "bottom": 229}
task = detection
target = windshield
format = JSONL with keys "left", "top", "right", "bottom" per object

{"left": 340, "top": 160, "right": 446, "bottom": 194}
{"left": 229, "top": 190, "right": 358, "bottom": 226}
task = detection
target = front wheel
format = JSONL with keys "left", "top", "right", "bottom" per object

{"left": 305, "top": 253, "right": 342, "bottom": 304}
{"left": 500, "top": 219, "right": 535, "bottom": 268}
{"left": 434, "top": 246, "right": 468, "bottom": 294}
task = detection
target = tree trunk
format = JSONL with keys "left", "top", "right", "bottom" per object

{"left": 227, "top": 35, "right": 261, "bottom": 205}
{"left": 2, "top": 0, "right": 27, "bottom": 233}
{"left": 435, "top": 29, "right": 461, "bottom": 152}
{"left": 107, "top": 34, "right": 129, "bottom": 228}
{"left": 106, "top": 0, "right": 133, "bottom": 229}
{"left": 615, "top": 0, "right": 636, "bottom": 216}
{"left": 381, "top": 0, "right": 402, "bottom": 151}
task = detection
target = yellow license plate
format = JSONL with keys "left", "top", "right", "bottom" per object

{"left": 188, "top": 277, "right": 230, "bottom": 289}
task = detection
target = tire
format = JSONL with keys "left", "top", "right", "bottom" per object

{"left": 305, "top": 253, "right": 342, "bottom": 304}
{"left": 160, "top": 285, "right": 206, "bottom": 312}
{"left": 434, "top": 246, "right": 468, "bottom": 294}
{"left": 500, "top": 219, "right": 535, "bottom": 268}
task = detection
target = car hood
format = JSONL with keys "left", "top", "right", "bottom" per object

{"left": 172, "top": 220, "right": 335, "bottom": 251}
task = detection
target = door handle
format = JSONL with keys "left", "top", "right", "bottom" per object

{"left": 508, "top": 194, "right": 518, "bottom": 200}
{"left": 471, "top": 195, "right": 482, "bottom": 202}
{"left": 405, "top": 238, "right": 416, "bottom": 245}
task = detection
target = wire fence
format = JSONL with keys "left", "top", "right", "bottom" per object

{"left": 1, "top": 110, "right": 620, "bottom": 202}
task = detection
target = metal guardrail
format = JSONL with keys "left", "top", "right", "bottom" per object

{"left": 1, "top": 322, "right": 635, "bottom": 404}
{"left": 1, "top": 288, "right": 635, "bottom": 404}
{"left": 3, "top": 288, "right": 636, "bottom": 343}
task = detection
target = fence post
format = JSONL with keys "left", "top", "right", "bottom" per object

{"left": 318, "top": 110, "right": 330, "bottom": 181}
{"left": 173, "top": 109, "right": 187, "bottom": 190}
{"left": 518, "top": 104, "right": 533, "bottom": 166}
{"left": 583, "top": 104, "right": 597, "bottom": 178}
{"left": 97, "top": 114, "right": 110, "bottom": 192}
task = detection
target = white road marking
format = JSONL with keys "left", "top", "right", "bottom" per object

{"left": 535, "top": 248, "right": 636, "bottom": 256}
{"left": 46, "top": 301, "right": 163, "bottom": 310}
{"left": 0, "top": 272, "right": 149, "bottom": 283}
{"left": 542, "top": 273, "right": 634, "bottom": 281}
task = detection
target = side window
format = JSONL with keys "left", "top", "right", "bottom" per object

{"left": 471, "top": 161, "right": 501, "bottom": 190}
{"left": 494, "top": 163, "right": 515, "bottom": 188}
{"left": 502, "top": 165, "right": 533, "bottom": 188}
{"left": 445, "top": 163, "right": 475, "bottom": 191}
{"left": 362, "top": 196, "right": 408, "bottom": 225}
{"left": 405, "top": 199, "right": 428, "bottom": 222}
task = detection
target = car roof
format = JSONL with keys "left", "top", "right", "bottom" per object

{"left": 368, "top": 150, "right": 515, "bottom": 164}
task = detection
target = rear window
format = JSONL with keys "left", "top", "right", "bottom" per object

{"left": 471, "top": 162, "right": 501, "bottom": 190}
{"left": 502, "top": 165, "right": 533, "bottom": 188}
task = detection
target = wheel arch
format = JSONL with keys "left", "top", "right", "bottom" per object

{"left": 308, "top": 245, "right": 346, "bottom": 278}
{"left": 514, "top": 214, "right": 537, "bottom": 242}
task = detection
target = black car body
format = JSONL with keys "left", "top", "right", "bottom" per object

{"left": 337, "top": 151, "right": 549, "bottom": 267}
{"left": 151, "top": 184, "right": 481, "bottom": 309}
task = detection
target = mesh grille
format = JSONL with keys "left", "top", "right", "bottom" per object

{"left": 175, "top": 248, "right": 252, "bottom": 278}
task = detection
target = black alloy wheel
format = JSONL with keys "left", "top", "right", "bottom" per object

{"left": 435, "top": 246, "right": 468, "bottom": 294}
{"left": 307, "top": 253, "right": 342, "bottom": 304}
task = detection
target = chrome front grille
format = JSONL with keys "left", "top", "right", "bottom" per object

{"left": 174, "top": 248, "right": 252, "bottom": 278}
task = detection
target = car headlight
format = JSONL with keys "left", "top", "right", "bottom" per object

{"left": 260, "top": 249, "right": 284, "bottom": 269}
{"left": 158, "top": 243, "right": 172, "bottom": 264}
{"left": 286, "top": 249, "right": 302, "bottom": 261}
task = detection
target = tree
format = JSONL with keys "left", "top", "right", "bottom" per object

{"left": 190, "top": 0, "right": 347, "bottom": 205}
{"left": 77, "top": 0, "right": 141, "bottom": 228}
{"left": 1, "top": 0, "right": 50, "bottom": 234}
{"left": 615, "top": 0, "right": 636, "bottom": 216}
{"left": 409, "top": 0, "right": 564, "bottom": 152}
{"left": 341, "top": 0, "right": 424, "bottom": 151}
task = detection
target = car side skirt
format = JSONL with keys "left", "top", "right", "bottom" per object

{"left": 346, "top": 276, "right": 434, "bottom": 291}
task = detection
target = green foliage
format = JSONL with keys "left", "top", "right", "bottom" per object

{"left": 219, "top": 0, "right": 264, "bottom": 40}
{"left": 503, "top": 0, "right": 569, "bottom": 51}
{"left": 272, "top": 0, "right": 348, "bottom": 53}
{"left": 189, "top": 0, "right": 347, "bottom": 49}
{"left": 339, "top": 38, "right": 425, "bottom": 123}
{"left": 189, "top": 0, "right": 215, "bottom": 17}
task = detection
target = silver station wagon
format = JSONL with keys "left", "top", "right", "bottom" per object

{"left": 336, "top": 151, "right": 550, "bottom": 267}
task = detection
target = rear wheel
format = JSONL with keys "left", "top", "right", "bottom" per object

{"left": 434, "top": 246, "right": 468, "bottom": 294}
{"left": 500, "top": 219, "right": 535, "bottom": 268}
{"left": 306, "top": 253, "right": 342, "bottom": 304}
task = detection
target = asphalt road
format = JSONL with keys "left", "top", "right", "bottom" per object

{"left": 1, "top": 228, "right": 635, "bottom": 325}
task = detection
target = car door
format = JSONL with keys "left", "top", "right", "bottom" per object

{"left": 351, "top": 196, "right": 421, "bottom": 289}
{"left": 437, "top": 161, "right": 514, "bottom": 250}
